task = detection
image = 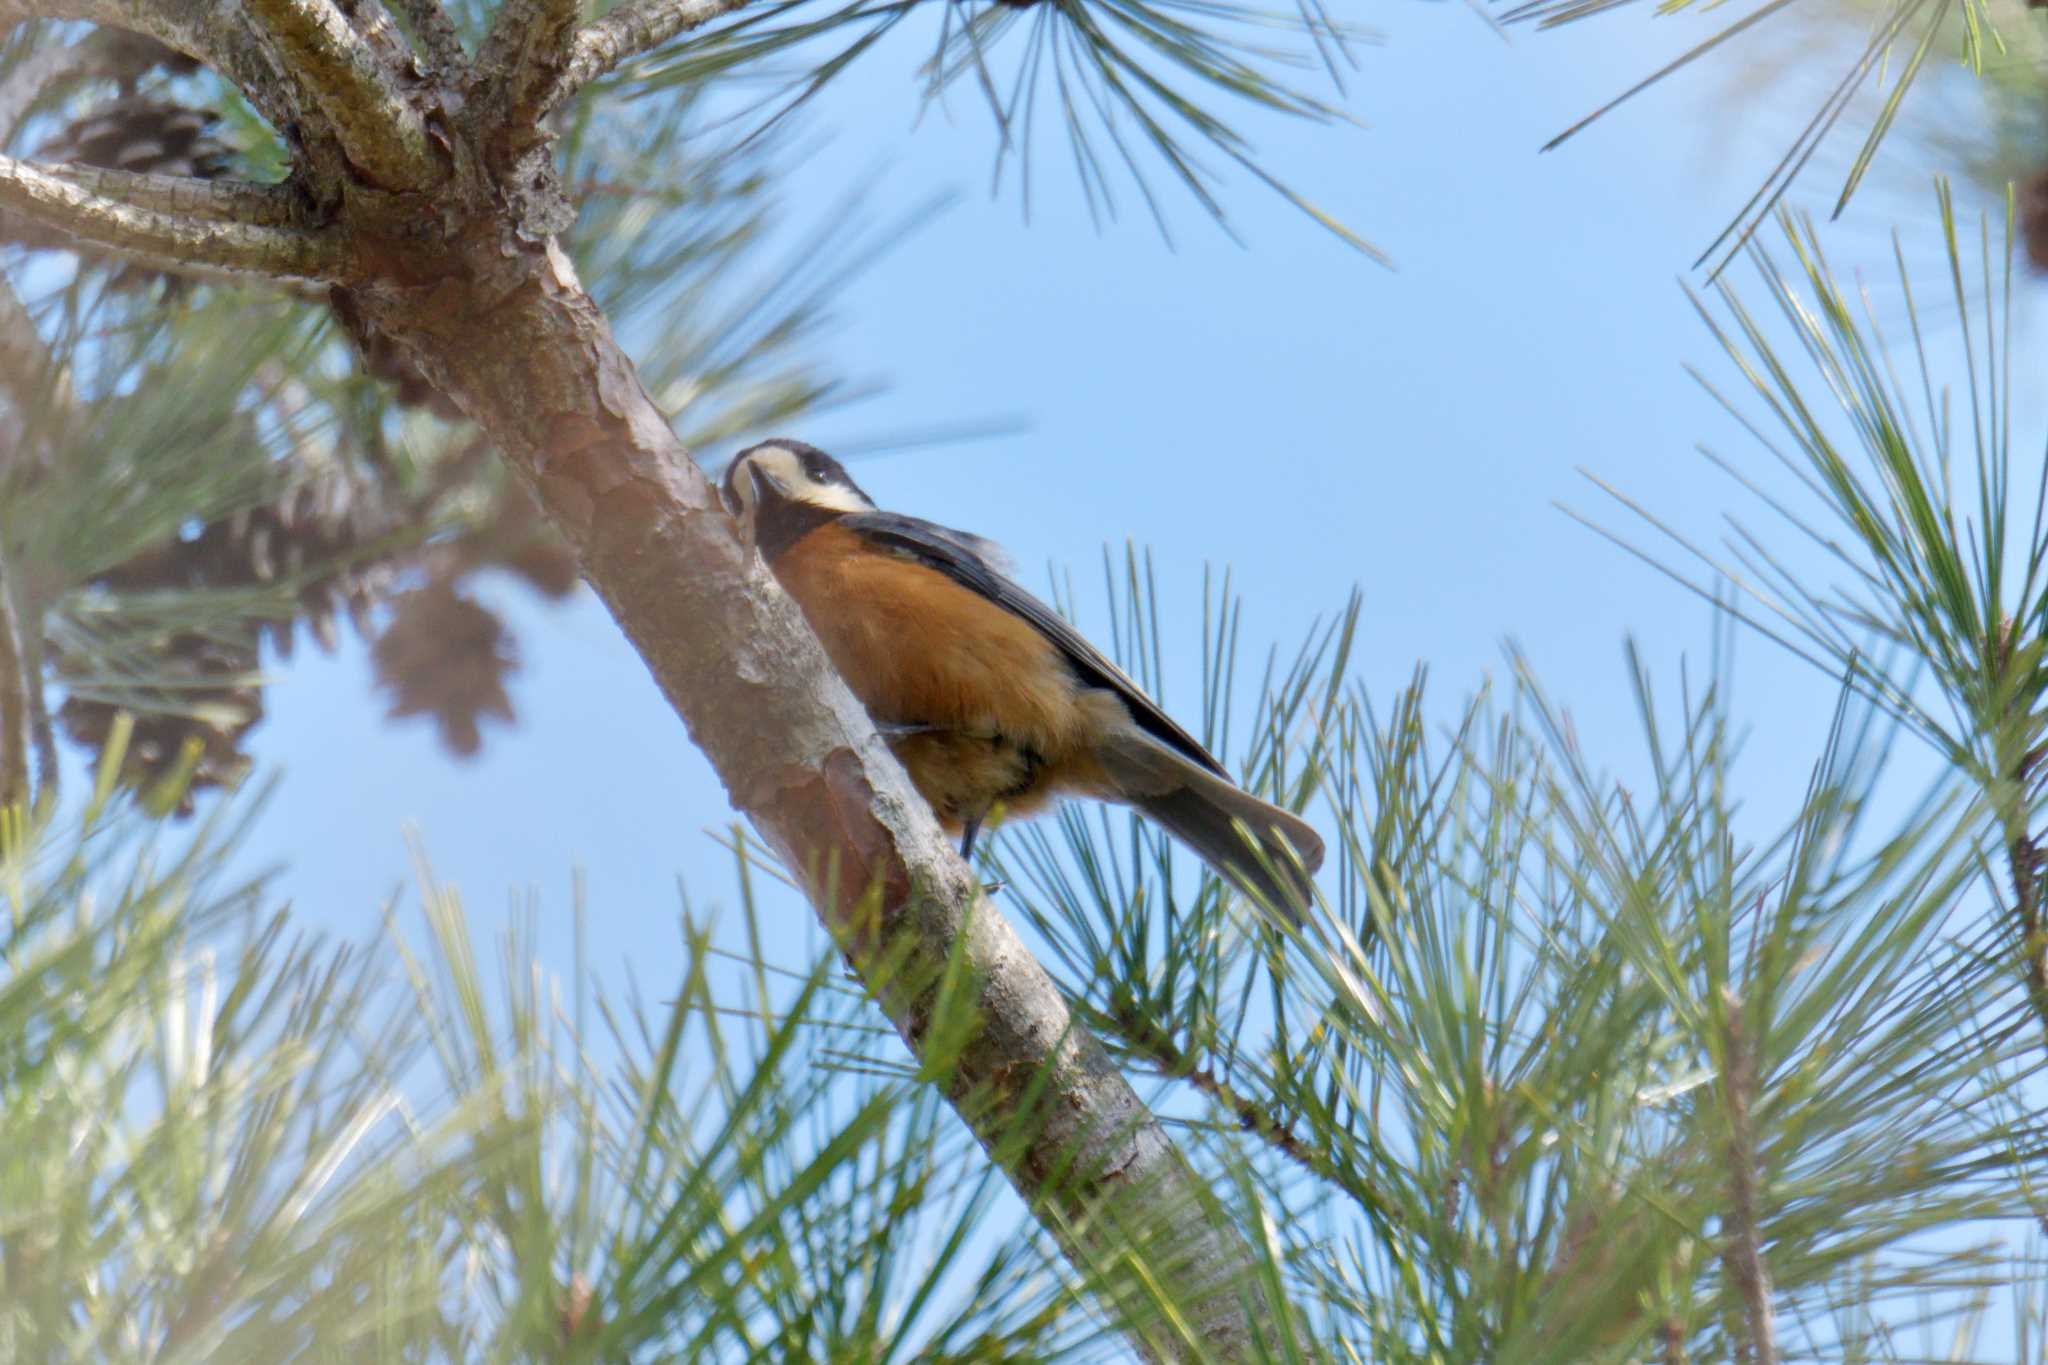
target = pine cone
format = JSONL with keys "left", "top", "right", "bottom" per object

{"left": 55, "top": 628, "right": 262, "bottom": 814}
{"left": 53, "top": 464, "right": 397, "bottom": 813}
{"left": 96, "top": 464, "right": 394, "bottom": 660}
{"left": 32, "top": 97, "right": 234, "bottom": 292}
{"left": 42, "top": 96, "right": 231, "bottom": 178}
{"left": 372, "top": 580, "right": 516, "bottom": 757}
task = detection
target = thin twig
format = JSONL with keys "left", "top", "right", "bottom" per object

{"left": 242, "top": 0, "right": 439, "bottom": 189}
{"left": 0, "top": 539, "right": 29, "bottom": 810}
{"left": 1119, "top": 1004, "right": 1396, "bottom": 1226}
{"left": 2007, "top": 819, "right": 2048, "bottom": 1046}
{"left": 0, "top": 153, "right": 349, "bottom": 281}
{"left": 548, "top": 0, "right": 757, "bottom": 111}
{"left": 388, "top": 0, "right": 468, "bottom": 74}
{"left": 0, "top": 276, "right": 57, "bottom": 801}
{"left": 1718, "top": 990, "right": 1778, "bottom": 1365}
{"left": 2001, "top": 726, "right": 2048, "bottom": 1050}
{"left": 23, "top": 631, "right": 50, "bottom": 798}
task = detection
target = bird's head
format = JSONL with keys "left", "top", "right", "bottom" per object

{"left": 722, "top": 440, "right": 875, "bottom": 545}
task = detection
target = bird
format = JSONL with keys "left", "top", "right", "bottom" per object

{"left": 720, "top": 438, "right": 1325, "bottom": 921}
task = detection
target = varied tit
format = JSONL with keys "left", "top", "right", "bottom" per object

{"left": 721, "top": 438, "right": 1325, "bottom": 921}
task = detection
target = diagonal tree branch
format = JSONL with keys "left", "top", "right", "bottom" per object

{"left": 0, "top": 152, "right": 350, "bottom": 280}
{"left": 547, "top": 0, "right": 755, "bottom": 113}
{"left": 352, "top": 229, "right": 1281, "bottom": 1358}
{"left": 242, "top": 0, "right": 440, "bottom": 190}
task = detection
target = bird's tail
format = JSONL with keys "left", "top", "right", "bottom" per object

{"left": 1099, "top": 731, "right": 1325, "bottom": 924}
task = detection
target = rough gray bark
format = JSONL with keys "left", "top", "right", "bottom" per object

{"left": 0, "top": 152, "right": 347, "bottom": 278}
{"left": 242, "top": 0, "right": 438, "bottom": 190}
{"left": 0, "top": 4, "right": 1283, "bottom": 1357}
{"left": 35, "top": 164, "right": 305, "bottom": 226}
{"left": 548, "top": 0, "right": 754, "bottom": 109}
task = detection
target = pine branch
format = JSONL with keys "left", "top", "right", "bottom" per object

{"left": 0, "top": 152, "right": 347, "bottom": 280}
{"left": 40, "top": 164, "right": 302, "bottom": 227}
{"left": 1719, "top": 990, "right": 1777, "bottom": 1365}
{"left": 474, "top": 0, "right": 582, "bottom": 136}
{"left": 1119, "top": 1001, "right": 1394, "bottom": 1225}
{"left": 0, "top": 539, "right": 30, "bottom": 810}
{"left": 2003, "top": 801, "right": 2048, "bottom": 1050}
{"left": 342, "top": 0, "right": 422, "bottom": 73}
{"left": 0, "top": 277, "right": 60, "bottom": 798}
{"left": 388, "top": 0, "right": 466, "bottom": 75}
{"left": 548, "top": 0, "right": 755, "bottom": 111}
{"left": 241, "top": 0, "right": 439, "bottom": 189}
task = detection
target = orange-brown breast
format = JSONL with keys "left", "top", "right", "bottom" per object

{"left": 769, "top": 522, "right": 1125, "bottom": 826}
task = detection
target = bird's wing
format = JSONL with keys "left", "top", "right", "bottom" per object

{"left": 841, "top": 511, "right": 1229, "bottom": 778}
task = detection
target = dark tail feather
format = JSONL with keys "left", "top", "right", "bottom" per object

{"left": 1102, "top": 733, "right": 1324, "bottom": 924}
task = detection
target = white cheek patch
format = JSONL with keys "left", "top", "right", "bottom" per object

{"left": 747, "top": 446, "right": 806, "bottom": 494}
{"left": 744, "top": 445, "right": 871, "bottom": 514}
{"left": 809, "top": 483, "right": 872, "bottom": 514}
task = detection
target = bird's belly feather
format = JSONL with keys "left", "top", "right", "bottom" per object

{"left": 773, "top": 524, "right": 1125, "bottom": 825}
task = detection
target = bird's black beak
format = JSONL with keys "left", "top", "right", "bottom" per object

{"left": 747, "top": 464, "right": 793, "bottom": 509}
